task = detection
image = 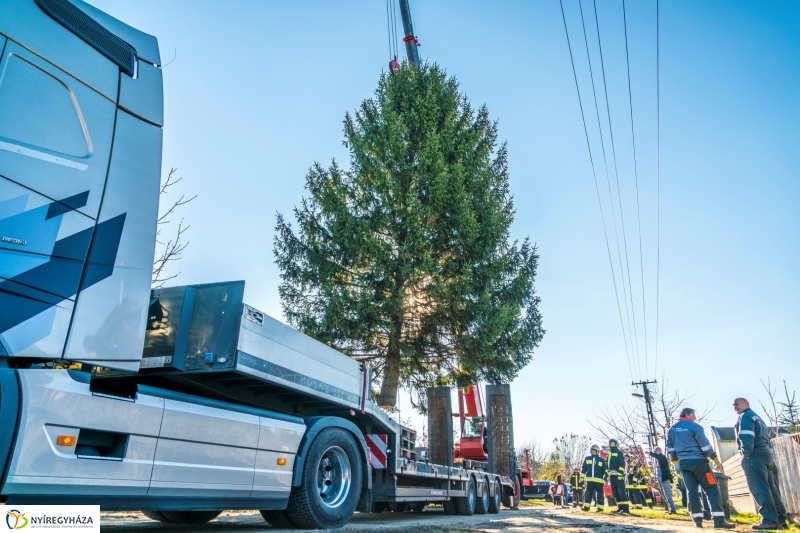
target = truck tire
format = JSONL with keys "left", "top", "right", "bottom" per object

{"left": 409, "top": 502, "right": 426, "bottom": 512}
{"left": 285, "top": 427, "right": 363, "bottom": 529}
{"left": 501, "top": 474, "right": 521, "bottom": 509}
{"left": 456, "top": 475, "right": 476, "bottom": 516}
{"left": 158, "top": 511, "right": 221, "bottom": 524}
{"left": 475, "top": 476, "right": 490, "bottom": 515}
{"left": 488, "top": 478, "right": 501, "bottom": 514}
{"left": 259, "top": 510, "right": 296, "bottom": 528}
{"left": 443, "top": 499, "right": 458, "bottom": 515}
{"left": 141, "top": 511, "right": 169, "bottom": 522}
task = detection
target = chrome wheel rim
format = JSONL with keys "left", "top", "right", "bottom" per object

{"left": 482, "top": 478, "right": 490, "bottom": 507}
{"left": 317, "top": 446, "right": 351, "bottom": 509}
{"left": 468, "top": 478, "right": 476, "bottom": 509}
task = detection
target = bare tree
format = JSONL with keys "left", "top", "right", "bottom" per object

{"left": 590, "top": 375, "right": 714, "bottom": 450}
{"left": 152, "top": 168, "right": 196, "bottom": 287}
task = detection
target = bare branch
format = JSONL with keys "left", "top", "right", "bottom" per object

{"left": 153, "top": 168, "right": 195, "bottom": 287}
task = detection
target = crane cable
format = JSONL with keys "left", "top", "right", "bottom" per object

{"left": 386, "top": 0, "right": 400, "bottom": 62}
{"left": 559, "top": 0, "right": 635, "bottom": 383}
{"left": 622, "top": 0, "right": 650, "bottom": 379}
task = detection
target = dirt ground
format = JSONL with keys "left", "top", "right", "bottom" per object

{"left": 99, "top": 504, "right": 759, "bottom": 532}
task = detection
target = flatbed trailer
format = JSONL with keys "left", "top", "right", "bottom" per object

{"left": 0, "top": 0, "right": 520, "bottom": 528}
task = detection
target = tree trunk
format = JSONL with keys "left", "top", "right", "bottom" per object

{"left": 379, "top": 350, "right": 401, "bottom": 408}
{"left": 378, "top": 314, "right": 403, "bottom": 408}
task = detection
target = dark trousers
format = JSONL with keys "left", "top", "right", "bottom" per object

{"left": 679, "top": 459, "right": 725, "bottom": 525}
{"left": 609, "top": 475, "right": 629, "bottom": 511}
{"left": 678, "top": 477, "right": 687, "bottom": 507}
{"left": 583, "top": 482, "right": 604, "bottom": 509}
{"left": 573, "top": 488, "right": 584, "bottom": 506}
{"left": 741, "top": 448, "right": 787, "bottom": 525}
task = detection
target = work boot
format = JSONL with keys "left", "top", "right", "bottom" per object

{"left": 714, "top": 518, "right": 735, "bottom": 529}
{"left": 751, "top": 525, "right": 780, "bottom": 530}
{"left": 694, "top": 519, "right": 704, "bottom": 528}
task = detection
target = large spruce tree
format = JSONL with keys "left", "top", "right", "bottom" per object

{"left": 274, "top": 64, "right": 544, "bottom": 410}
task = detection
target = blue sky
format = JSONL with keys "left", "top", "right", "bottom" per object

{"left": 87, "top": 0, "right": 799, "bottom": 448}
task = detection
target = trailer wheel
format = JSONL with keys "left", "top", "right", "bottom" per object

{"left": 488, "top": 478, "right": 501, "bottom": 514}
{"left": 501, "top": 474, "right": 521, "bottom": 509}
{"left": 259, "top": 510, "right": 296, "bottom": 528}
{"left": 475, "top": 476, "right": 490, "bottom": 515}
{"left": 456, "top": 475, "right": 477, "bottom": 516}
{"left": 443, "top": 499, "right": 458, "bottom": 515}
{"left": 410, "top": 502, "right": 426, "bottom": 512}
{"left": 285, "top": 427, "right": 363, "bottom": 529}
{"left": 158, "top": 511, "right": 222, "bottom": 524}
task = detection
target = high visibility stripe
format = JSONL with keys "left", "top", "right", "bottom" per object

{"left": 701, "top": 445, "right": 713, "bottom": 451}
{"left": 586, "top": 477, "right": 605, "bottom": 483}
{"left": 738, "top": 430, "right": 755, "bottom": 436}
{"left": 711, "top": 512, "right": 725, "bottom": 517}
{"left": 691, "top": 513, "right": 705, "bottom": 518}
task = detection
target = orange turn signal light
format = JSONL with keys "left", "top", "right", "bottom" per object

{"left": 277, "top": 458, "right": 287, "bottom": 466}
{"left": 57, "top": 435, "right": 77, "bottom": 446}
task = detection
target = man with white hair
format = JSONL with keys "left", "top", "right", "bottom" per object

{"left": 649, "top": 446, "right": 676, "bottom": 514}
{"left": 733, "top": 398, "right": 788, "bottom": 530}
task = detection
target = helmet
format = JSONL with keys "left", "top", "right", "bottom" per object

{"left": 609, "top": 438, "right": 619, "bottom": 447}
{"left": 590, "top": 444, "right": 600, "bottom": 454}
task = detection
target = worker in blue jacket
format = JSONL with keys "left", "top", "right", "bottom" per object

{"left": 581, "top": 444, "right": 607, "bottom": 512}
{"left": 606, "top": 439, "right": 630, "bottom": 515}
{"left": 733, "top": 398, "right": 788, "bottom": 530}
{"left": 667, "top": 407, "right": 735, "bottom": 529}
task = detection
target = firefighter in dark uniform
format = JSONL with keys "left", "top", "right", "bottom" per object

{"left": 570, "top": 467, "right": 585, "bottom": 508}
{"left": 607, "top": 438, "right": 630, "bottom": 514}
{"left": 581, "top": 444, "right": 607, "bottom": 512}
{"left": 626, "top": 461, "right": 644, "bottom": 508}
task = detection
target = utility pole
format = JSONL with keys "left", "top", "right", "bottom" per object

{"left": 398, "top": 0, "right": 421, "bottom": 68}
{"left": 632, "top": 380, "right": 659, "bottom": 451}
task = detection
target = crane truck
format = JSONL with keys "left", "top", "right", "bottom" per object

{"left": 0, "top": 0, "right": 521, "bottom": 528}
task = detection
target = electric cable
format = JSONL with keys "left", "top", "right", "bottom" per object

{"left": 578, "top": 0, "right": 638, "bottom": 376}
{"left": 592, "top": 0, "right": 643, "bottom": 380}
{"left": 560, "top": 0, "right": 635, "bottom": 382}
{"left": 655, "top": 0, "right": 661, "bottom": 377}
{"left": 622, "top": 0, "right": 650, "bottom": 379}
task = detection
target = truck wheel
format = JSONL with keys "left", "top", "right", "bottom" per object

{"left": 443, "top": 499, "right": 458, "bottom": 515}
{"left": 475, "top": 476, "right": 490, "bottom": 514}
{"left": 410, "top": 502, "right": 426, "bottom": 512}
{"left": 141, "top": 511, "right": 169, "bottom": 523}
{"left": 285, "top": 427, "right": 363, "bottom": 529}
{"left": 158, "top": 511, "right": 222, "bottom": 524}
{"left": 259, "top": 510, "right": 296, "bottom": 528}
{"left": 371, "top": 502, "right": 388, "bottom": 513}
{"left": 511, "top": 474, "right": 522, "bottom": 509}
{"left": 488, "top": 478, "right": 501, "bottom": 514}
{"left": 456, "top": 475, "right": 476, "bottom": 516}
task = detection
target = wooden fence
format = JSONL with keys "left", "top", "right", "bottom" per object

{"left": 773, "top": 433, "right": 800, "bottom": 523}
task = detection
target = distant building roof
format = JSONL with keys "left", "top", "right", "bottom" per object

{"left": 711, "top": 426, "right": 789, "bottom": 442}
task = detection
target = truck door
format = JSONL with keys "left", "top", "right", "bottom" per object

{"left": 0, "top": 38, "right": 115, "bottom": 360}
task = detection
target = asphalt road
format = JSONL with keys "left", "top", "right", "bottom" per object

{"left": 99, "top": 504, "right": 736, "bottom": 532}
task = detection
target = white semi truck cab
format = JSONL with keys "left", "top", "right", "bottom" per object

{"left": 0, "top": 1, "right": 520, "bottom": 528}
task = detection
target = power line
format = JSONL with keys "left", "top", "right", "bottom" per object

{"left": 655, "top": 0, "right": 661, "bottom": 377}
{"left": 622, "top": 0, "right": 649, "bottom": 378}
{"left": 591, "top": 0, "right": 642, "bottom": 381}
{"left": 578, "top": 0, "right": 637, "bottom": 377}
{"left": 559, "top": 0, "right": 635, "bottom": 382}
